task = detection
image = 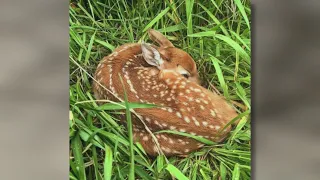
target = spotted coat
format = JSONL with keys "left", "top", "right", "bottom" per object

{"left": 93, "top": 43, "right": 238, "bottom": 156}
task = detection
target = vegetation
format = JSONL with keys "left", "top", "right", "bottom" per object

{"left": 69, "top": 0, "right": 251, "bottom": 179}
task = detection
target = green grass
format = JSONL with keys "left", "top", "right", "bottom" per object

{"left": 69, "top": 0, "right": 251, "bottom": 179}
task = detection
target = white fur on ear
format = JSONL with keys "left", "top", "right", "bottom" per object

{"left": 141, "top": 42, "right": 163, "bottom": 68}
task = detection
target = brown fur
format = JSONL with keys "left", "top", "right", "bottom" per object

{"left": 92, "top": 30, "right": 238, "bottom": 156}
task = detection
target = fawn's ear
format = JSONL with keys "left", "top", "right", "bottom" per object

{"left": 148, "top": 29, "right": 174, "bottom": 48}
{"left": 141, "top": 42, "right": 164, "bottom": 68}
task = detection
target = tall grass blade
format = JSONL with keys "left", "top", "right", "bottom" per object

{"left": 157, "top": 24, "right": 186, "bottom": 32}
{"left": 220, "top": 163, "right": 227, "bottom": 180}
{"left": 95, "top": 39, "right": 115, "bottom": 51}
{"left": 198, "top": 3, "right": 230, "bottom": 37}
{"left": 96, "top": 102, "right": 157, "bottom": 111}
{"left": 215, "top": 34, "right": 250, "bottom": 63}
{"left": 185, "top": 0, "right": 194, "bottom": 46}
{"left": 104, "top": 145, "right": 113, "bottom": 180}
{"left": 232, "top": 163, "right": 240, "bottom": 180}
{"left": 166, "top": 164, "right": 189, "bottom": 180}
{"left": 230, "top": 116, "right": 248, "bottom": 141}
{"left": 84, "top": 31, "right": 96, "bottom": 64}
{"left": 71, "top": 133, "right": 86, "bottom": 180}
{"left": 143, "top": 7, "right": 170, "bottom": 32}
{"left": 118, "top": 74, "right": 135, "bottom": 180}
{"left": 188, "top": 31, "right": 216, "bottom": 37}
{"left": 219, "top": 110, "right": 250, "bottom": 133}
{"left": 233, "top": 0, "right": 250, "bottom": 30}
{"left": 210, "top": 55, "right": 229, "bottom": 99}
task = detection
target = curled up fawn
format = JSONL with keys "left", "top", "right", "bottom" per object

{"left": 93, "top": 29, "right": 238, "bottom": 156}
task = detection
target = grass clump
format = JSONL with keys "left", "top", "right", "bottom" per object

{"left": 69, "top": 0, "right": 251, "bottom": 179}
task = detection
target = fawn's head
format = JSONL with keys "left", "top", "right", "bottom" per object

{"left": 141, "top": 29, "right": 200, "bottom": 84}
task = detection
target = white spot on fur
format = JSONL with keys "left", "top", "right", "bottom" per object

{"left": 184, "top": 116, "right": 190, "bottom": 123}
{"left": 210, "top": 109, "right": 216, "bottom": 117}
{"left": 162, "top": 147, "right": 171, "bottom": 153}
{"left": 154, "top": 120, "right": 160, "bottom": 126}
{"left": 191, "top": 117, "right": 200, "bottom": 126}
{"left": 153, "top": 145, "right": 158, "bottom": 152}
{"left": 197, "top": 144, "right": 204, "bottom": 148}
{"left": 194, "top": 88, "right": 201, "bottom": 92}
{"left": 194, "top": 121, "right": 200, "bottom": 126}
{"left": 143, "top": 136, "right": 149, "bottom": 141}
{"left": 161, "top": 135, "right": 168, "bottom": 140}
{"left": 202, "top": 121, "right": 208, "bottom": 126}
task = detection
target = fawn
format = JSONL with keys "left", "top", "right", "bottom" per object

{"left": 93, "top": 29, "right": 238, "bottom": 156}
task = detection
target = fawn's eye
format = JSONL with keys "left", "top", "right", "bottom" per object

{"left": 182, "top": 74, "right": 189, "bottom": 79}
{"left": 177, "top": 64, "right": 190, "bottom": 79}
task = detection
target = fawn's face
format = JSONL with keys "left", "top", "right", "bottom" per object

{"left": 142, "top": 29, "right": 200, "bottom": 84}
